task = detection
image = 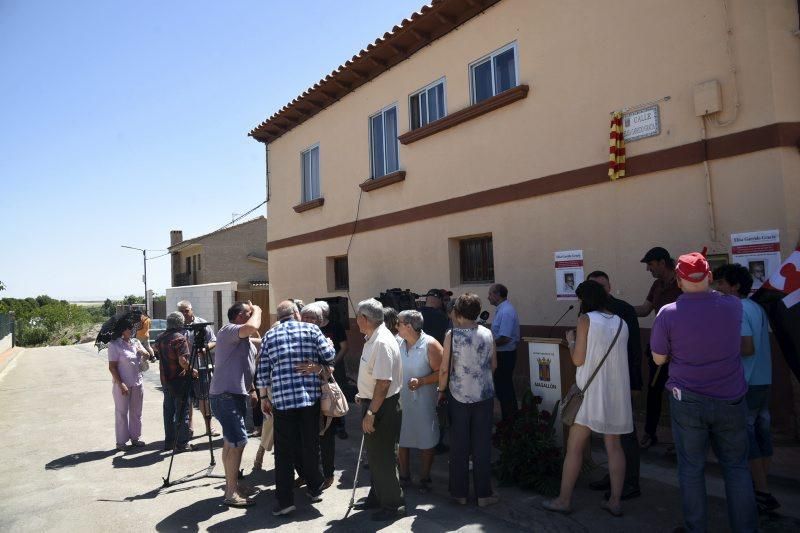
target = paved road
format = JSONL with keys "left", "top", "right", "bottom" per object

{"left": 0, "top": 344, "right": 798, "bottom": 532}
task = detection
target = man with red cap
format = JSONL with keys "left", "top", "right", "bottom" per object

{"left": 651, "top": 252, "right": 757, "bottom": 533}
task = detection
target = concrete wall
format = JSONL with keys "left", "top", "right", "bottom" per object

{"left": 173, "top": 217, "right": 268, "bottom": 289}
{"left": 0, "top": 333, "right": 12, "bottom": 354}
{"left": 166, "top": 282, "right": 238, "bottom": 333}
{"left": 262, "top": 0, "right": 800, "bottom": 323}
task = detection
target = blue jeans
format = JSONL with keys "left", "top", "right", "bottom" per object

{"left": 210, "top": 393, "right": 248, "bottom": 448}
{"left": 669, "top": 389, "right": 757, "bottom": 533}
{"left": 162, "top": 385, "right": 191, "bottom": 448}
{"left": 745, "top": 385, "right": 773, "bottom": 460}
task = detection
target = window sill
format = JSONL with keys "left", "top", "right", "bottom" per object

{"left": 359, "top": 170, "right": 406, "bottom": 192}
{"left": 293, "top": 197, "right": 324, "bottom": 213}
{"left": 398, "top": 84, "right": 530, "bottom": 145}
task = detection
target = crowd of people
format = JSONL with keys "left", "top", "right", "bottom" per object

{"left": 103, "top": 245, "right": 778, "bottom": 531}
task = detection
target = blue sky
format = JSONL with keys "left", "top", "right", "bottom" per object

{"left": 0, "top": 0, "right": 424, "bottom": 300}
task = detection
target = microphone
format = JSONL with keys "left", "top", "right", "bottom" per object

{"left": 547, "top": 305, "right": 575, "bottom": 338}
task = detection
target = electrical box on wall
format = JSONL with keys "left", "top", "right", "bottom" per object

{"left": 694, "top": 80, "right": 722, "bottom": 117}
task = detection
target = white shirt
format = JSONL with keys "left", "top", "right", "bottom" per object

{"left": 357, "top": 323, "right": 402, "bottom": 400}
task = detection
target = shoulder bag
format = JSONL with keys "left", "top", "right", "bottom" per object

{"left": 561, "top": 317, "right": 623, "bottom": 426}
{"left": 319, "top": 367, "right": 349, "bottom": 435}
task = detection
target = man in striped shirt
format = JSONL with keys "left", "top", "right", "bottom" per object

{"left": 256, "top": 300, "right": 336, "bottom": 517}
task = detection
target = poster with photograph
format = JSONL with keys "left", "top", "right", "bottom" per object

{"left": 555, "top": 250, "right": 584, "bottom": 300}
{"left": 731, "top": 230, "right": 781, "bottom": 292}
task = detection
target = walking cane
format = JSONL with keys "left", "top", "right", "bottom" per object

{"left": 345, "top": 433, "right": 366, "bottom": 518}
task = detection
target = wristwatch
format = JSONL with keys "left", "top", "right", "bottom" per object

{"left": 366, "top": 409, "right": 375, "bottom": 417}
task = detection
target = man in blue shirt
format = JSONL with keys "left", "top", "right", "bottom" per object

{"left": 488, "top": 283, "right": 520, "bottom": 420}
{"left": 714, "top": 263, "right": 779, "bottom": 512}
{"left": 256, "top": 300, "right": 336, "bottom": 517}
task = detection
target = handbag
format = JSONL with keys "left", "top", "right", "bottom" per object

{"left": 561, "top": 317, "right": 623, "bottom": 426}
{"left": 319, "top": 369, "right": 349, "bottom": 435}
{"left": 135, "top": 340, "right": 150, "bottom": 372}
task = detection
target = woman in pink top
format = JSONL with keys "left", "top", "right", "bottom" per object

{"left": 108, "top": 318, "right": 150, "bottom": 450}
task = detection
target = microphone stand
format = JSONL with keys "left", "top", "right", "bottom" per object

{"left": 548, "top": 305, "right": 575, "bottom": 338}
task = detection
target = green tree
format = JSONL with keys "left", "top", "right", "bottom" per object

{"left": 0, "top": 280, "right": 5, "bottom": 291}
{"left": 122, "top": 294, "right": 145, "bottom": 305}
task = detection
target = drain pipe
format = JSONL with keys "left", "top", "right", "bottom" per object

{"left": 701, "top": 118, "right": 718, "bottom": 243}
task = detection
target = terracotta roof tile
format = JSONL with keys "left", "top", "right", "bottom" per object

{"left": 248, "top": 0, "right": 502, "bottom": 143}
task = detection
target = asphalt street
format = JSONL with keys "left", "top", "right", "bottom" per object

{"left": 0, "top": 343, "right": 797, "bottom": 532}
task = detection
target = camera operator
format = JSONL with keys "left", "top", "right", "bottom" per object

{"left": 153, "top": 312, "right": 194, "bottom": 452}
{"left": 177, "top": 300, "right": 218, "bottom": 438}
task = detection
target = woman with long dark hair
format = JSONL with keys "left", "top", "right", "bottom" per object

{"left": 108, "top": 318, "right": 150, "bottom": 450}
{"left": 543, "top": 280, "right": 632, "bottom": 516}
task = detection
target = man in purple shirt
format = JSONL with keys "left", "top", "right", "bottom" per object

{"left": 651, "top": 252, "right": 756, "bottom": 533}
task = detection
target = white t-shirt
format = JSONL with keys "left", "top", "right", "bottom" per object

{"left": 357, "top": 323, "right": 402, "bottom": 400}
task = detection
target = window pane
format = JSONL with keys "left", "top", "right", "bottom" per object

{"left": 334, "top": 257, "right": 349, "bottom": 290}
{"left": 410, "top": 94, "right": 421, "bottom": 130}
{"left": 493, "top": 48, "right": 516, "bottom": 94}
{"left": 371, "top": 114, "right": 384, "bottom": 177}
{"left": 459, "top": 236, "right": 494, "bottom": 283}
{"left": 302, "top": 150, "right": 312, "bottom": 201}
{"left": 472, "top": 59, "right": 493, "bottom": 103}
{"left": 419, "top": 91, "right": 428, "bottom": 127}
{"left": 428, "top": 84, "right": 445, "bottom": 121}
{"left": 383, "top": 107, "right": 398, "bottom": 173}
{"left": 310, "top": 146, "right": 320, "bottom": 199}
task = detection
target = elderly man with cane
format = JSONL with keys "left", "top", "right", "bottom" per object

{"left": 351, "top": 298, "right": 405, "bottom": 522}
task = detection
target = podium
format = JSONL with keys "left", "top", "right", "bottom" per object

{"left": 523, "top": 337, "right": 577, "bottom": 445}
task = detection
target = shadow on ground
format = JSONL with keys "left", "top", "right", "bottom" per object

{"left": 45, "top": 449, "right": 117, "bottom": 470}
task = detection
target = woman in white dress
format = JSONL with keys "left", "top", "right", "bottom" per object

{"left": 543, "top": 280, "right": 632, "bottom": 517}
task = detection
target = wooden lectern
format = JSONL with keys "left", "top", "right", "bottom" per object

{"left": 524, "top": 337, "right": 577, "bottom": 445}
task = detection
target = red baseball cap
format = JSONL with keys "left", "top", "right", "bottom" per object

{"left": 675, "top": 252, "right": 711, "bottom": 282}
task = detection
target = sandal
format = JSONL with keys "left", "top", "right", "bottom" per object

{"left": 541, "top": 499, "right": 572, "bottom": 514}
{"left": 600, "top": 500, "right": 623, "bottom": 517}
{"left": 224, "top": 494, "right": 255, "bottom": 508}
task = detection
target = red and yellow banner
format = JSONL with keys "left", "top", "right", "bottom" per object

{"left": 609, "top": 112, "right": 626, "bottom": 180}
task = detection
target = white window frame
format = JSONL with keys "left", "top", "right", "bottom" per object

{"left": 368, "top": 103, "right": 400, "bottom": 179}
{"left": 300, "top": 143, "right": 320, "bottom": 202}
{"left": 468, "top": 41, "right": 519, "bottom": 104}
{"left": 408, "top": 77, "right": 447, "bottom": 130}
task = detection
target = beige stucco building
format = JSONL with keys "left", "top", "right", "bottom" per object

{"left": 249, "top": 0, "right": 800, "bottom": 426}
{"left": 169, "top": 216, "right": 269, "bottom": 290}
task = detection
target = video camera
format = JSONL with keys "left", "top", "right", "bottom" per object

{"left": 377, "top": 288, "right": 420, "bottom": 312}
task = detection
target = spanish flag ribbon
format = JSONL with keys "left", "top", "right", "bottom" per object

{"left": 609, "top": 112, "right": 626, "bottom": 180}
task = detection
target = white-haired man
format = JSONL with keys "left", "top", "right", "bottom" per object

{"left": 176, "top": 300, "right": 218, "bottom": 437}
{"left": 257, "top": 300, "right": 335, "bottom": 517}
{"left": 353, "top": 298, "right": 405, "bottom": 522}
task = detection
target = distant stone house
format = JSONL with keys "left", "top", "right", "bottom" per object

{"left": 168, "top": 216, "right": 268, "bottom": 291}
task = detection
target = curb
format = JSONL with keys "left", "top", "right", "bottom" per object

{"left": 0, "top": 346, "right": 25, "bottom": 378}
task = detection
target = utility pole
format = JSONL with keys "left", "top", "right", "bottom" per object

{"left": 121, "top": 245, "right": 148, "bottom": 313}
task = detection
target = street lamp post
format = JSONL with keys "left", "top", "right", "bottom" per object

{"left": 121, "top": 245, "right": 148, "bottom": 313}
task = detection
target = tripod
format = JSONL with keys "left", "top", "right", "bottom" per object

{"left": 162, "top": 323, "right": 224, "bottom": 487}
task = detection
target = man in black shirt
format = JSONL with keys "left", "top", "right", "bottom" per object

{"left": 586, "top": 271, "right": 642, "bottom": 500}
{"left": 419, "top": 289, "right": 449, "bottom": 344}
